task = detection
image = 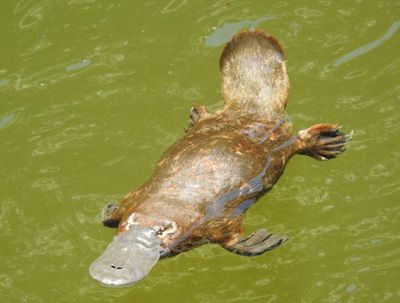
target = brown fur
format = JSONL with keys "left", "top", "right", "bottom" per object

{"left": 219, "top": 30, "right": 289, "bottom": 119}
{"left": 102, "top": 30, "right": 350, "bottom": 256}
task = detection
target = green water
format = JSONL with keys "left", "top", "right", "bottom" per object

{"left": 1, "top": 1, "right": 399, "bottom": 302}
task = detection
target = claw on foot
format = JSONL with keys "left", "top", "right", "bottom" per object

{"left": 186, "top": 105, "right": 209, "bottom": 132}
{"left": 102, "top": 203, "right": 120, "bottom": 228}
{"left": 298, "top": 124, "right": 351, "bottom": 161}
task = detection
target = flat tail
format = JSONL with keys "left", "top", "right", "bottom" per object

{"left": 219, "top": 30, "right": 289, "bottom": 119}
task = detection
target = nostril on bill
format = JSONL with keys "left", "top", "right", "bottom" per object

{"left": 89, "top": 226, "right": 164, "bottom": 285}
{"left": 110, "top": 264, "right": 123, "bottom": 270}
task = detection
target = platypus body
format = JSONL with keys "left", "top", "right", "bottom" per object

{"left": 89, "top": 30, "right": 351, "bottom": 286}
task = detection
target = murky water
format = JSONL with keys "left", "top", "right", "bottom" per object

{"left": 1, "top": 1, "right": 399, "bottom": 302}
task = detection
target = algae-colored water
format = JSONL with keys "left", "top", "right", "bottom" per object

{"left": 1, "top": 1, "right": 399, "bottom": 302}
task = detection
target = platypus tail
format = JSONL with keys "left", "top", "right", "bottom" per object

{"left": 220, "top": 30, "right": 289, "bottom": 120}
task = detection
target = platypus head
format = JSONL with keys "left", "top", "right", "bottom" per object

{"left": 89, "top": 213, "right": 181, "bottom": 286}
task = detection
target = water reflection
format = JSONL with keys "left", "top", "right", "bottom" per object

{"left": 205, "top": 16, "right": 275, "bottom": 47}
{"left": 0, "top": 109, "right": 23, "bottom": 129}
{"left": 334, "top": 20, "right": 400, "bottom": 67}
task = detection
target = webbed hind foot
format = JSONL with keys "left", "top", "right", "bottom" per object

{"left": 297, "top": 124, "right": 352, "bottom": 160}
{"left": 222, "top": 229, "right": 287, "bottom": 256}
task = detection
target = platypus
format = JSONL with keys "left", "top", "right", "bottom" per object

{"left": 89, "top": 30, "right": 351, "bottom": 286}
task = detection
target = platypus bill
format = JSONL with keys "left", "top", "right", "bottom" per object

{"left": 89, "top": 30, "right": 351, "bottom": 286}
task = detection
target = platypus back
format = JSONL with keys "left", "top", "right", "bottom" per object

{"left": 92, "top": 29, "right": 351, "bottom": 287}
{"left": 220, "top": 30, "right": 289, "bottom": 119}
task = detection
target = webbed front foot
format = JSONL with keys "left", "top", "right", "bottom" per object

{"left": 222, "top": 229, "right": 287, "bottom": 256}
{"left": 185, "top": 105, "right": 209, "bottom": 132}
{"left": 297, "top": 124, "right": 352, "bottom": 160}
{"left": 101, "top": 203, "right": 121, "bottom": 228}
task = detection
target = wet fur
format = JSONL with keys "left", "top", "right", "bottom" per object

{"left": 102, "top": 30, "right": 350, "bottom": 256}
{"left": 220, "top": 30, "right": 289, "bottom": 119}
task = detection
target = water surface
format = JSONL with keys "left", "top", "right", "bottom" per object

{"left": 1, "top": 1, "right": 399, "bottom": 302}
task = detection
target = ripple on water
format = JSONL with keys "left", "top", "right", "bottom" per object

{"left": 0, "top": 200, "right": 17, "bottom": 236}
{"left": 342, "top": 68, "right": 369, "bottom": 80}
{"left": 294, "top": 7, "right": 324, "bottom": 19}
{"left": 333, "top": 20, "right": 400, "bottom": 67}
{"left": 295, "top": 187, "right": 329, "bottom": 206}
{"left": 23, "top": 224, "right": 75, "bottom": 258}
{"left": 365, "top": 157, "right": 400, "bottom": 198}
{"left": 30, "top": 177, "right": 59, "bottom": 191}
{"left": 16, "top": 0, "right": 54, "bottom": 30}
{"left": 31, "top": 123, "right": 93, "bottom": 156}
{"left": 204, "top": 16, "right": 275, "bottom": 47}
{"left": 327, "top": 281, "right": 365, "bottom": 302}
{"left": 372, "top": 57, "right": 400, "bottom": 81}
{"left": 196, "top": 293, "right": 278, "bottom": 303}
{"left": 0, "top": 1, "right": 399, "bottom": 302}
{"left": 5, "top": 46, "right": 116, "bottom": 91}
{"left": 161, "top": 0, "right": 188, "bottom": 14}
{"left": 64, "top": 59, "right": 92, "bottom": 72}
{"left": 0, "top": 108, "right": 23, "bottom": 129}
{"left": 347, "top": 234, "right": 396, "bottom": 250}
{"left": 20, "top": 37, "right": 52, "bottom": 57}
{"left": 0, "top": 78, "right": 10, "bottom": 88}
